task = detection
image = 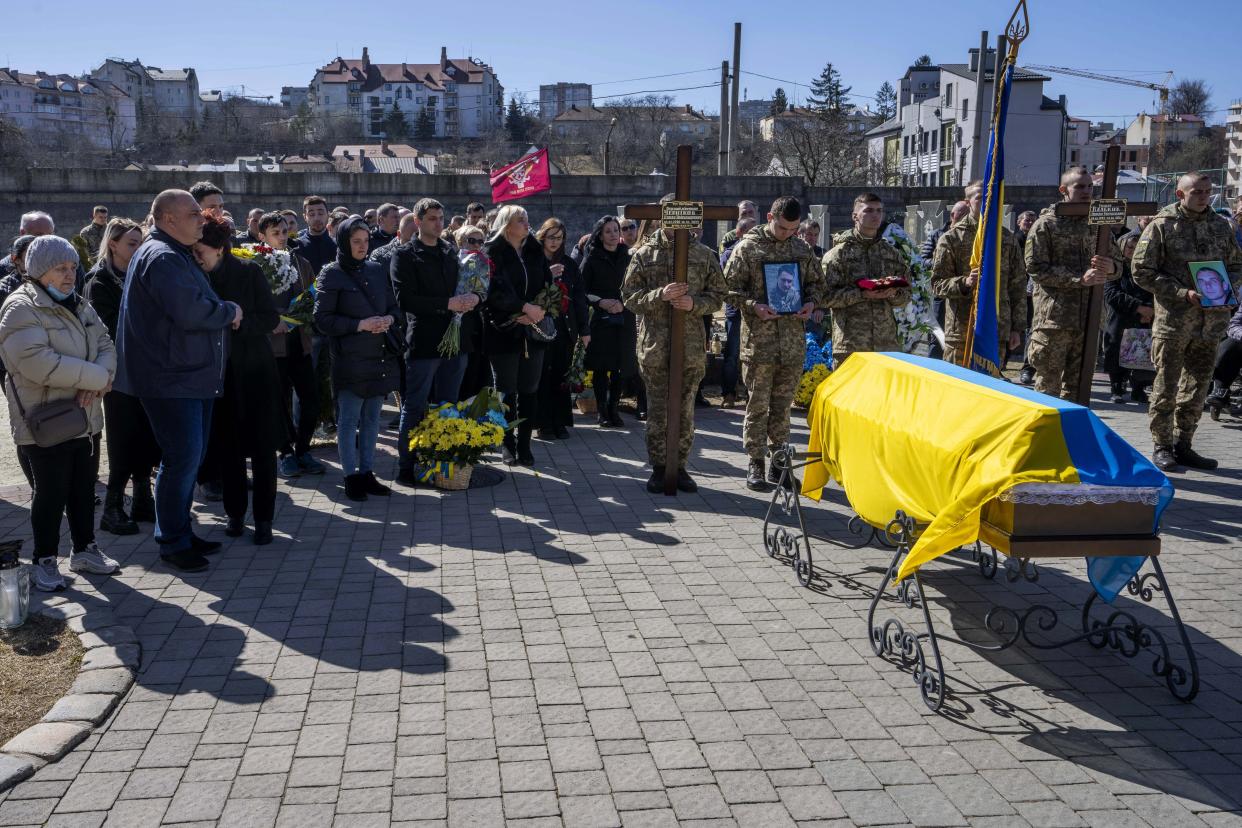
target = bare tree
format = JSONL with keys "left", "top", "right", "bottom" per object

{"left": 1169, "top": 79, "right": 1212, "bottom": 119}
{"left": 766, "top": 110, "right": 868, "bottom": 186}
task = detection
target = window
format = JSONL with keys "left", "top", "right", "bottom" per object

{"left": 1130, "top": 150, "right": 1138, "bottom": 162}
{"left": 945, "top": 83, "right": 953, "bottom": 106}
{"left": 961, "top": 98, "right": 969, "bottom": 120}
{"left": 384, "top": 96, "right": 391, "bottom": 103}
{"left": 903, "top": 135, "right": 909, "bottom": 155}
{"left": 384, "top": 83, "right": 392, "bottom": 91}
{"left": 428, "top": 96, "right": 438, "bottom": 107}
{"left": 931, "top": 131, "right": 937, "bottom": 151}
{"left": 1070, "top": 150, "right": 1078, "bottom": 162}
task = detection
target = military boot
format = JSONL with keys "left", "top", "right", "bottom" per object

{"left": 675, "top": 468, "right": 698, "bottom": 493}
{"left": 1152, "top": 445, "right": 1179, "bottom": 472}
{"left": 767, "top": 461, "right": 801, "bottom": 492}
{"left": 1174, "top": 443, "right": 1218, "bottom": 470}
{"left": 646, "top": 466, "right": 665, "bottom": 493}
{"left": 99, "top": 492, "right": 138, "bottom": 536}
{"left": 746, "top": 459, "right": 773, "bottom": 492}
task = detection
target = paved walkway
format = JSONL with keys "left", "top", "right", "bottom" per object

{"left": 0, "top": 385, "right": 1240, "bottom": 827}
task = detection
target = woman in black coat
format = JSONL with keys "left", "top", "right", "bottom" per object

{"left": 84, "top": 217, "right": 160, "bottom": 536}
{"left": 191, "top": 216, "right": 286, "bottom": 544}
{"left": 1103, "top": 232, "right": 1154, "bottom": 404}
{"left": 314, "top": 217, "right": 402, "bottom": 501}
{"left": 484, "top": 205, "right": 554, "bottom": 466}
{"left": 534, "top": 218, "right": 589, "bottom": 439}
{"left": 581, "top": 216, "right": 636, "bottom": 427}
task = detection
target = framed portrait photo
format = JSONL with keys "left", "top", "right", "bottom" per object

{"left": 1190, "top": 261, "right": 1238, "bottom": 308}
{"left": 763, "top": 262, "right": 802, "bottom": 314}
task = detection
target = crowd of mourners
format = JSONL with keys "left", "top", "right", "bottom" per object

{"left": 0, "top": 173, "right": 1238, "bottom": 593}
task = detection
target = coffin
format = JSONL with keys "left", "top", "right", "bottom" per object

{"left": 980, "top": 483, "right": 1162, "bottom": 558}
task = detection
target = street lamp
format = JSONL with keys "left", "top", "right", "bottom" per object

{"left": 603, "top": 117, "right": 618, "bottom": 175}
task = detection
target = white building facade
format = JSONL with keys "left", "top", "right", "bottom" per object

{"left": 539, "top": 83, "right": 591, "bottom": 120}
{"left": 89, "top": 58, "right": 200, "bottom": 125}
{"left": 1226, "top": 101, "right": 1241, "bottom": 199}
{"left": 0, "top": 69, "right": 136, "bottom": 150}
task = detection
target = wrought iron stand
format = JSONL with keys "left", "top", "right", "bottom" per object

{"left": 865, "top": 511, "right": 1201, "bottom": 712}
{"left": 761, "top": 444, "right": 886, "bottom": 587}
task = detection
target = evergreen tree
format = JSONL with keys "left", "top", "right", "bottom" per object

{"left": 771, "top": 88, "right": 788, "bottom": 116}
{"left": 383, "top": 101, "right": 408, "bottom": 140}
{"left": 875, "top": 81, "right": 897, "bottom": 120}
{"left": 913, "top": 55, "right": 932, "bottom": 67}
{"left": 505, "top": 97, "right": 529, "bottom": 142}
{"left": 807, "top": 63, "right": 851, "bottom": 113}
{"left": 415, "top": 107, "right": 436, "bottom": 140}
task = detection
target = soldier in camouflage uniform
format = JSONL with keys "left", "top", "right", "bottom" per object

{"left": 932, "top": 181, "right": 1027, "bottom": 366}
{"left": 1132, "top": 172, "right": 1242, "bottom": 471}
{"left": 623, "top": 219, "right": 725, "bottom": 493}
{"left": 724, "top": 196, "right": 825, "bottom": 492}
{"left": 1025, "top": 167, "right": 1123, "bottom": 399}
{"left": 822, "top": 193, "right": 911, "bottom": 364}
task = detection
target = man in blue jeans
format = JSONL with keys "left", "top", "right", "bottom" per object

{"left": 391, "top": 198, "right": 481, "bottom": 485}
{"left": 114, "top": 190, "right": 241, "bottom": 572}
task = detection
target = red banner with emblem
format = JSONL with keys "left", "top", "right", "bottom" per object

{"left": 489, "top": 148, "right": 551, "bottom": 204}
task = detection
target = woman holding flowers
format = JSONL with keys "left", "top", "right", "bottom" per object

{"left": 534, "top": 218, "right": 589, "bottom": 440}
{"left": 484, "top": 205, "right": 555, "bottom": 466}
{"left": 191, "top": 216, "right": 285, "bottom": 545}
{"left": 581, "top": 216, "right": 636, "bottom": 428}
{"left": 314, "top": 217, "right": 402, "bottom": 501}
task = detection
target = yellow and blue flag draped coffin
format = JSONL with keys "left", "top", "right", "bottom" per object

{"left": 802, "top": 353, "right": 1173, "bottom": 602}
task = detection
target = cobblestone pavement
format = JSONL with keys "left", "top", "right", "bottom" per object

{"left": 0, "top": 382, "right": 1239, "bottom": 827}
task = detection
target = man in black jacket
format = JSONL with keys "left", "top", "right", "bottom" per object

{"left": 369, "top": 203, "right": 399, "bottom": 252}
{"left": 391, "top": 198, "right": 481, "bottom": 485}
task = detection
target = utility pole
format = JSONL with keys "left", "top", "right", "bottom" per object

{"left": 970, "top": 30, "right": 989, "bottom": 181}
{"left": 718, "top": 61, "right": 730, "bottom": 175}
{"left": 727, "top": 22, "right": 741, "bottom": 174}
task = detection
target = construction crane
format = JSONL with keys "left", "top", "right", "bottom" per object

{"left": 1024, "top": 65, "right": 1173, "bottom": 163}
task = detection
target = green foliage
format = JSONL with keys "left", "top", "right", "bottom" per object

{"left": 771, "top": 88, "right": 788, "bottom": 116}
{"left": 383, "top": 100, "right": 408, "bottom": 140}
{"left": 875, "top": 81, "right": 897, "bottom": 120}
{"left": 807, "top": 63, "right": 851, "bottom": 113}
{"left": 415, "top": 107, "right": 436, "bottom": 140}
{"left": 505, "top": 97, "right": 530, "bottom": 143}
{"left": 913, "top": 55, "right": 932, "bottom": 67}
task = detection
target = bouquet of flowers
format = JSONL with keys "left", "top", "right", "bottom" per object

{"left": 408, "top": 387, "right": 511, "bottom": 484}
{"left": 564, "top": 340, "right": 587, "bottom": 395}
{"left": 802, "top": 333, "right": 833, "bottom": 373}
{"left": 437, "top": 250, "right": 492, "bottom": 357}
{"left": 795, "top": 364, "right": 831, "bottom": 408}
{"left": 514, "top": 283, "right": 563, "bottom": 324}
{"left": 235, "top": 243, "right": 299, "bottom": 296}
{"left": 281, "top": 284, "right": 316, "bottom": 327}
{"left": 879, "top": 223, "right": 937, "bottom": 352}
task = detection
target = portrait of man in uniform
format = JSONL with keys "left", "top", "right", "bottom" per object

{"left": 765, "top": 262, "right": 802, "bottom": 314}
{"left": 1190, "top": 262, "right": 1237, "bottom": 307}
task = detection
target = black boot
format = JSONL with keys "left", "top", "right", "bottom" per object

{"left": 1152, "top": 445, "right": 1179, "bottom": 472}
{"left": 1174, "top": 443, "right": 1218, "bottom": 470}
{"left": 594, "top": 374, "right": 612, "bottom": 426}
{"left": 1206, "top": 382, "right": 1229, "bottom": 421}
{"left": 224, "top": 516, "right": 245, "bottom": 537}
{"left": 1131, "top": 385, "right": 1149, "bottom": 404}
{"left": 517, "top": 424, "right": 535, "bottom": 467}
{"left": 344, "top": 474, "right": 368, "bottom": 501}
{"left": 1109, "top": 382, "right": 1127, "bottom": 404}
{"left": 253, "top": 521, "right": 273, "bottom": 545}
{"left": 130, "top": 479, "right": 155, "bottom": 523}
{"left": 746, "top": 459, "right": 772, "bottom": 492}
{"left": 100, "top": 492, "right": 138, "bottom": 536}
{"left": 676, "top": 468, "right": 698, "bottom": 493}
{"left": 646, "top": 466, "right": 665, "bottom": 493}
{"left": 767, "top": 460, "right": 801, "bottom": 491}
{"left": 361, "top": 471, "right": 391, "bottom": 496}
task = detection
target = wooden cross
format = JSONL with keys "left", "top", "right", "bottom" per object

{"left": 624, "top": 145, "right": 736, "bottom": 495}
{"left": 1053, "top": 144, "right": 1158, "bottom": 407}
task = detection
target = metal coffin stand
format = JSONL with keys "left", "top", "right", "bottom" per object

{"left": 760, "top": 447, "right": 1201, "bottom": 712}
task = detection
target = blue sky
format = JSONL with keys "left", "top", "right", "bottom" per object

{"left": 5, "top": 0, "right": 1237, "bottom": 126}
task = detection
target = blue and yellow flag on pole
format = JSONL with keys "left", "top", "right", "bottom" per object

{"left": 964, "top": 4, "right": 1028, "bottom": 377}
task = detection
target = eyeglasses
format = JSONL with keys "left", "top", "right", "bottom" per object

{"left": 620, "top": 224, "right": 637, "bottom": 231}
{"left": 464, "top": 237, "right": 484, "bottom": 245}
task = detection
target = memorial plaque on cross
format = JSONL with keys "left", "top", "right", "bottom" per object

{"left": 624, "top": 145, "right": 737, "bottom": 496}
{"left": 1054, "top": 144, "right": 1158, "bottom": 407}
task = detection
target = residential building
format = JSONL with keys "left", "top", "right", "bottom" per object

{"left": 1226, "top": 100, "right": 1241, "bottom": 198}
{"left": 308, "top": 47, "right": 503, "bottom": 139}
{"left": 281, "top": 86, "right": 309, "bottom": 110}
{"left": 89, "top": 58, "right": 201, "bottom": 125}
{"left": 550, "top": 103, "right": 712, "bottom": 141}
{"left": 280, "top": 153, "right": 335, "bottom": 173}
{"left": 759, "top": 105, "right": 878, "bottom": 142}
{"left": 1124, "top": 112, "right": 1208, "bottom": 176}
{"left": 866, "top": 48, "right": 1067, "bottom": 187}
{"left": 331, "top": 141, "right": 437, "bottom": 174}
{"left": 539, "top": 83, "right": 591, "bottom": 120}
{"left": 0, "top": 68, "right": 136, "bottom": 151}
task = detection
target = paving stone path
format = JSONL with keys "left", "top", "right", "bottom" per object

{"left": 0, "top": 387, "right": 1239, "bottom": 827}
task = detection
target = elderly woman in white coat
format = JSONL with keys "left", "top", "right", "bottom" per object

{"left": 0, "top": 236, "right": 117, "bottom": 591}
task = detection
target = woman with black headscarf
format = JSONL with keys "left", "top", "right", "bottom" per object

{"left": 581, "top": 216, "right": 636, "bottom": 427}
{"left": 313, "top": 217, "right": 402, "bottom": 501}
{"left": 191, "top": 215, "right": 286, "bottom": 545}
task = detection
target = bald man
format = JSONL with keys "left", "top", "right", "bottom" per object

{"left": 1133, "top": 172, "right": 1242, "bottom": 471}
{"left": 114, "top": 189, "right": 242, "bottom": 573}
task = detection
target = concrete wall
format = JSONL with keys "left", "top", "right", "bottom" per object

{"left": 0, "top": 169, "right": 1060, "bottom": 251}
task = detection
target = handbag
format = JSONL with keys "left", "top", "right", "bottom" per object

{"left": 8, "top": 384, "right": 89, "bottom": 448}
{"left": 526, "top": 315, "right": 557, "bottom": 343}
{"left": 1119, "top": 328, "right": 1155, "bottom": 372}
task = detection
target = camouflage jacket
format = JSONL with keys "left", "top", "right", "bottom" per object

{"left": 623, "top": 229, "right": 725, "bottom": 370}
{"left": 1132, "top": 202, "right": 1242, "bottom": 341}
{"left": 932, "top": 213, "right": 1027, "bottom": 346}
{"left": 821, "top": 229, "right": 911, "bottom": 355}
{"left": 723, "top": 225, "right": 825, "bottom": 365}
{"left": 1025, "top": 203, "right": 1123, "bottom": 331}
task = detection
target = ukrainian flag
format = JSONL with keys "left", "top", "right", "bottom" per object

{"left": 965, "top": 45, "right": 1019, "bottom": 376}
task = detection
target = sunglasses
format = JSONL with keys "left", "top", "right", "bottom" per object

{"left": 620, "top": 224, "right": 636, "bottom": 231}
{"left": 464, "top": 237, "right": 484, "bottom": 245}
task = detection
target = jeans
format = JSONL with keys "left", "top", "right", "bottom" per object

{"left": 277, "top": 352, "right": 318, "bottom": 456}
{"left": 337, "top": 390, "right": 383, "bottom": 475}
{"left": 722, "top": 312, "right": 741, "bottom": 396}
{"left": 140, "top": 397, "right": 213, "bottom": 556}
{"left": 22, "top": 436, "right": 99, "bottom": 561}
{"left": 397, "top": 354, "right": 467, "bottom": 472}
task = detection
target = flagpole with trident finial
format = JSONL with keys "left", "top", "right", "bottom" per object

{"left": 961, "top": 0, "right": 1030, "bottom": 375}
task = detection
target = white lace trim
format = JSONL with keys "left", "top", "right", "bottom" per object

{"left": 997, "top": 483, "right": 1162, "bottom": 506}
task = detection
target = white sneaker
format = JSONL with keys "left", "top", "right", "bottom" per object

{"left": 33, "top": 556, "right": 66, "bottom": 591}
{"left": 69, "top": 543, "right": 120, "bottom": 575}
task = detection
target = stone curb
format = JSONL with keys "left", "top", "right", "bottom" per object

{"left": 0, "top": 592, "right": 138, "bottom": 794}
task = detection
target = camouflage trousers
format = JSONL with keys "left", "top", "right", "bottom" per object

{"left": 1027, "top": 329, "right": 1084, "bottom": 400}
{"left": 741, "top": 360, "right": 802, "bottom": 461}
{"left": 1149, "top": 336, "right": 1216, "bottom": 447}
{"left": 639, "top": 360, "right": 705, "bottom": 469}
